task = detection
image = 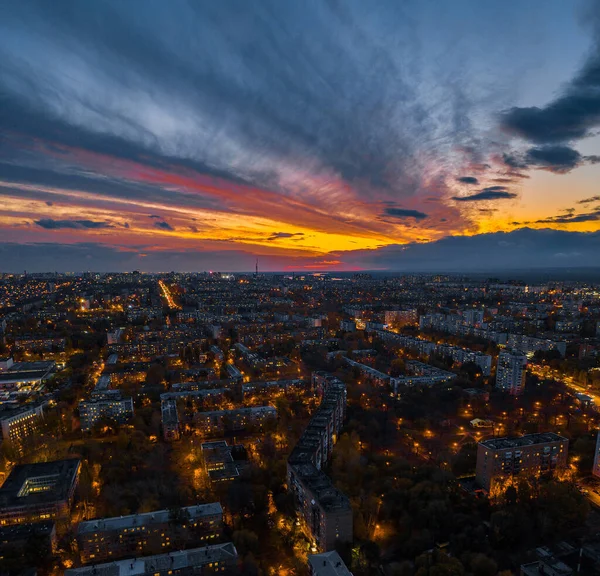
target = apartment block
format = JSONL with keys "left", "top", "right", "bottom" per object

{"left": 77, "top": 503, "right": 223, "bottom": 564}
{"left": 65, "top": 542, "right": 238, "bottom": 576}
{"left": 476, "top": 433, "right": 568, "bottom": 492}
{"left": 496, "top": 350, "right": 527, "bottom": 396}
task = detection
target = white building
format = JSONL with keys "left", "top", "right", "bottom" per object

{"left": 496, "top": 350, "right": 527, "bottom": 395}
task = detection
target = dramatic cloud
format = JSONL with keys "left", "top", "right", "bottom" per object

{"left": 2, "top": 228, "right": 600, "bottom": 272}
{"left": 340, "top": 228, "right": 600, "bottom": 271}
{"left": 34, "top": 219, "right": 113, "bottom": 230}
{"left": 0, "top": 2, "right": 598, "bottom": 270}
{"left": 452, "top": 187, "right": 517, "bottom": 202}
{"left": 383, "top": 208, "right": 428, "bottom": 220}
{"left": 525, "top": 145, "right": 584, "bottom": 174}
{"left": 501, "top": 146, "right": 598, "bottom": 174}
{"left": 499, "top": 42, "right": 600, "bottom": 144}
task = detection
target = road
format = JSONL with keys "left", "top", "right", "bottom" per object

{"left": 158, "top": 280, "right": 180, "bottom": 309}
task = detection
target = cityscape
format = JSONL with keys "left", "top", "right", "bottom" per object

{"left": 0, "top": 271, "right": 599, "bottom": 575}
{"left": 1, "top": 0, "right": 600, "bottom": 575}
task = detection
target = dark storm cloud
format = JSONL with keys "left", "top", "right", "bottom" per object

{"left": 500, "top": 146, "right": 597, "bottom": 175}
{"left": 0, "top": 0, "right": 513, "bottom": 208}
{"left": 153, "top": 221, "right": 174, "bottom": 231}
{"left": 499, "top": 5, "right": 600, "bottom": 145}
{"left": 2, "top": 228, "right": 599, "bottom": 273}
{"left": 456, "top": 176, "right": 479, "bottom": 184}
{"left": 502, "top": 153, "right": 528, "bottom": 169}
{"left": 452, "top": 187, "right": 517, "bottom": 202}
{"left": 525, "top": 145, "right": 583, "bottom": 173}
{"left": 383, "top": 208, "right": 428, "bottom": 220}
{"left": 267, "top": 232, "right": 304, "bottom": 240}
{"left": 340, "top": 228, "right": 600, "bottom": 271}
{"left": 35, "top": 218, "right": 113, "bottom": 229}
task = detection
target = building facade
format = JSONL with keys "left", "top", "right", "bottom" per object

{"left": 496, "top": 350, "right": 527, "bottom": 395}
{"left": 77, "top": 503, "right": 223, "bottom": 564}
{"left": 476, "top": 433, "right": 568, "bottom": 492}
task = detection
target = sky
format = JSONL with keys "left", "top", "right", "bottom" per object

{"left": 0, "top": 0, "right": 599, "bottom": 272}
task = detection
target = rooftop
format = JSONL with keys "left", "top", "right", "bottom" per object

{"left": 308, "top": 550, "right": 353, "bottom": 576}
{"left": 65, "top": 542, "right": 238, "bottom": 576}
{"left": 77, "top": 503, "right": 222, "bottom": 535}
{"left": 0, "top": 458, "right": 80, "bottom": 508}
{"left": 480, "top": 432, "right": 567, "bottom": 451}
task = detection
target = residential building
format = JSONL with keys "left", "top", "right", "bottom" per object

{"left": 194, "top": 406, "right": 276, "bottom": 436}
{"left": 65, "top": 542, "right": 239, "bottom": 576}
{"left": 0, "top": 521, "right": 57, "bottom": 555}
{"left": 161, "top": 398, "right": 180, "bottom": 441}
{"left": 79, "top": 395, "right": 134, "bottom": 432}
{"left": 496, "top": 350, "right": 527, "bottom": 395}
{"left": 476, "top": 433, "right": 568, "bottom": 492}
{"left": 77, "top": 503, "right": 223, "bottom": 564}
{"left": 288, "top": 374, "right": 352, "bottom": 551}
{"left": 0, "top": 403, "right": 45, "bottom": 452}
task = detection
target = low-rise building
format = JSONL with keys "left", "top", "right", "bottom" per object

{"left": 195, "top": 406, "right": 276, "bottom": 436}
{"left": 65, "top": 542, "right": 238, "bottom": 576}
{"left": 77, "top": 503, "right": 223, "bottom": 564}
{"left": 0, "top": 458, "right": 80, "bottom": 525}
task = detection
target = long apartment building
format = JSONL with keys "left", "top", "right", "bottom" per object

{"left": 79, "top": 394, "right": 134, "bottom": 432}
{"left": 375, "top": 329, "right": 492, "bottom": 375}
{"left": 77, "top": 503, "right": 223, "bottom": 564}
{"left": 476, "top": 433, "right": 569, "bottom": 492}
{"left": 288, "top": 373, "right": 352, "bottom": 552}
{"left": 65, "top": 542, "right": 238, "bottom": 576}
{"left": 194, "top": 406, "right": 276, "bottom": 436}
{"left": 79, "top": 373, "right": 134, "bottom": 432}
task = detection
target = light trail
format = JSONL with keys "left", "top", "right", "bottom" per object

{"left": 158, "top": 280, "right": 180, "bottom": 309}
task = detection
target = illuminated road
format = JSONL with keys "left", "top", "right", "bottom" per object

{"left": 158, "top": 280, "right": 180, "bottom": 309}
{"left": 530, "top": 363, "right": 600, "bottom": 405}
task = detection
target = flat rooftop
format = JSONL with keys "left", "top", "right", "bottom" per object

{"left": 77, "top": 503, "right": 222, "bottom": 535}
{"left": 480, "top": 432, "right": 567, "bottom": 450}
{"left": 65, "top": 542, "right": 238, "bottom": 576}
{"left": 0, "top": 458, "right": 80, "bottom": 508}
{"left": 308, "top": 550, "right": 353, "bottom": 576}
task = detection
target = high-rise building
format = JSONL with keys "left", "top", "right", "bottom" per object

{"left": 496, "top": 350, "right": 527, "bottom": 395}
{"left": 476, "top": 433, "right": 568, "bottom": 492}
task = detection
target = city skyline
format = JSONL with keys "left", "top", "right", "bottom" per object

{"left": 1, "top": 0, "right": 600, "bottom": 272}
